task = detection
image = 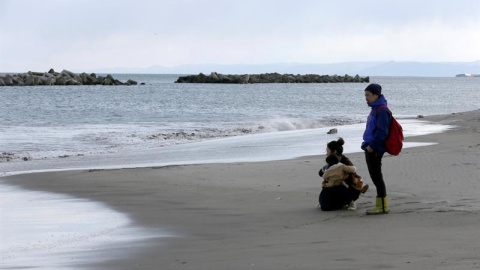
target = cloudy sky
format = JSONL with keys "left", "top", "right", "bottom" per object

{"left": 0, "top": 0, "right": 479, "bottom": 72}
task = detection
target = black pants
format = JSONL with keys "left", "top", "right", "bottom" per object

{"left": 365, "top": 151, "right": 386, "bottom": 197}
{"left": 319, "top": 185, "right": 360, "bottom": 211}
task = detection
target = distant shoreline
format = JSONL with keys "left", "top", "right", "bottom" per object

{"left": 31, "top": 60, "right": 476, "bottom": 77}
{"left": 455, "top": 73, "right": 480, "bottom": 77}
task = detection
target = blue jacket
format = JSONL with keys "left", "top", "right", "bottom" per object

{"left": 362, "top": 95, "right": 392, "bottom": 153}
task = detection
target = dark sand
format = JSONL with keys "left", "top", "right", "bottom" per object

{"left": 3, "top": 110, "right": 480, "bottom": 269}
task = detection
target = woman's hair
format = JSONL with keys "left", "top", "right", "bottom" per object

{"left": 326, "top": 153, "right": 340, "bottom": 167}
{"left": 327, "top": 137, "right": 345, "bottom": 155}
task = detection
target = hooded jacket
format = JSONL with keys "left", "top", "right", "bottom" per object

{"left": 362, "top": 95, "right": 392, "bottom": 153}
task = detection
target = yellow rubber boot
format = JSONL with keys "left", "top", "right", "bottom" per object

{"left": 366, "top": 197, "right": 389, "bottom": 215}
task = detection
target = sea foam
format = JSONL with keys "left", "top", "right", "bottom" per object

{"left": 0, "top": 183, "right": 171, "bottom": 269}
{"left": 0, "top": 119, "right": 453, "bottom": 176}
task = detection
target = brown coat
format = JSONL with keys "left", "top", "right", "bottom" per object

{"left": 322, "top": 163, "right": 356, "bottom": 187}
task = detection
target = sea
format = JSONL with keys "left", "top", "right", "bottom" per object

{"left": 1, "top": 75, "right": 479, "bottom": 173}
{"left": 1, "top": 75, "right": 479, "bottom": 268}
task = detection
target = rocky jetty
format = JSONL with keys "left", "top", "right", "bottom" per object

{"left": 0, "top": 69, "right": 138, "bottom": 86}
{"left": 175, "top": 72, "right": 369, "bottom": 84}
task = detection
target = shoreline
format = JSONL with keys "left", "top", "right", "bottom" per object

{"left": 0, "top": 117, "right": 451, "bottom": 177}
{"left": 2, "top": 109, "right": 480, "bottom": 269}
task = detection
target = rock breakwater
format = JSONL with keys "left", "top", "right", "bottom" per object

{"left": 0, "top": 69, "right": 138, "bottom": 86}
{"left": 176, "top": 72, "right": 369, "bottom": 84}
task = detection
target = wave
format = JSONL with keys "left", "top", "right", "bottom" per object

{"left": 141, "top": 117, "right": 364, "bottom": 143}
{"left": 1, "top": 117, "right": 365, "bottom": 162}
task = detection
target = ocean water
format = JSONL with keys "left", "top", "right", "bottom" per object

{"left": 0, "top": 120, "right": 453, "bottom": 176}
{"left": 0, "top": 75, "right": 478, "bottom": 269}
{"left": 1, "top": 75, "right": 479, "bottom": 167}
{"left": 0, "top": 184, "right": 170, "bottom": 269}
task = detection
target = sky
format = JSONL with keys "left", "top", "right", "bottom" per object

{"left": 0, "top": 0, "right": 479, "bottom": 72}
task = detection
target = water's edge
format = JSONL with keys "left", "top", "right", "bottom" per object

{"left": 0, "top": 118, "right": 455, "bottom": 269}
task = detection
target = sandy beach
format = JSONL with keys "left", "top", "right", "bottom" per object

{"left": 3, "top": 110, "right": 480, "bottom": 269}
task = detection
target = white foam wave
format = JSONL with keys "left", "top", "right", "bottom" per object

{"left": 0, "top": 120, "right": 454, "bottom": 176}
{"left": 0, "top": 184, "right": 171, "bottom": 269}
{"left": 1, "top": 117, "right": 364, "bottom": 162}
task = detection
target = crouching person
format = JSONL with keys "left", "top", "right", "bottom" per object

{"left": 319, "top": 154, "right": 358, "bottom": 211}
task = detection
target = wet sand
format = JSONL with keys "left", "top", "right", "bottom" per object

{"left": 3, "top": 110, "right": 480, "bottom": 269}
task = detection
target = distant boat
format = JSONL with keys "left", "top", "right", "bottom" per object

{"left": 455, "top": 73, "right": 480, "bottom": 77}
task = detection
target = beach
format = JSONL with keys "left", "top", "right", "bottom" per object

{"left": 2, "top": 109, "right": 480, "bottom": 269}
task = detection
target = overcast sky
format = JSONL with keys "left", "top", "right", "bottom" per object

{"left": 0, "top": 0, "right": 479, "bottom": 72}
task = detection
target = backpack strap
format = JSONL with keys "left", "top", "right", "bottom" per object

{"left": 376, "top": 105, "right": 391, "bottom": 116}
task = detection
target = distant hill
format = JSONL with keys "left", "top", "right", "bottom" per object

{"left": 88, "top": 61, "right": 480, "bottom": 77}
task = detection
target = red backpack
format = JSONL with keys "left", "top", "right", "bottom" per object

{"left": 376, "top": 106, "right": 404, "bottom": 156}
